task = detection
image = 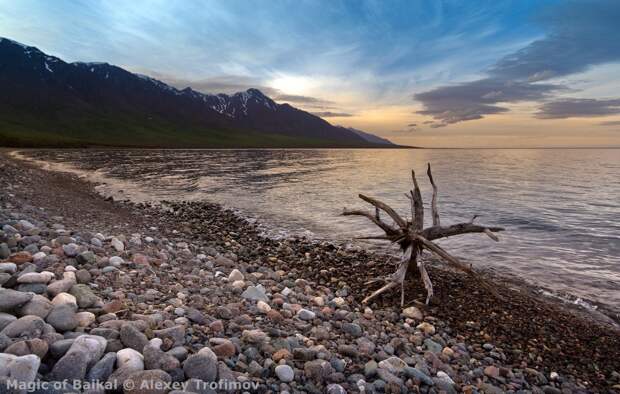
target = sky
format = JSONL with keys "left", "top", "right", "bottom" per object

{"left": 1, "top": 0, "right": 619, "bottom": 147}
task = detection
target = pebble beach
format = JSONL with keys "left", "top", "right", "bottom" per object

{"left": 0, "top": 150, "right": 619, "bottom": 394}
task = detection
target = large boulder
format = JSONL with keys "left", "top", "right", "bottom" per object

{"left": 1, "top": 316, "right": 46, "bottom": 339}
{"left": 0, "top": 289, "right": 33, "bottom": 312}
{"left": 120, "top": 324, "right": 148, "bottom": 352}
{"left": 46, "top": 304, "right": 78, "bottom": 332}
{"left": 48, "top": 335, "right": 107, "bottom": 381}
{"left": 69, "top": 284, "right": 98, "bottom": 308}
{"left": 0, "top": 353, "right": 40, "bottom": 393}
{"left": 143, "top": 339, "right": 180, "bottom": 372}
{"left": 107, "top": 348, "right": 144, "bottom": 388}
{"left": 86, "top": 352, "right": 117, "bottom": 383}
{"left": 17, "top": 295, "right": 53, "bottom": 319}
{"left": 183, "top": 347, "right": 218, "bottom": 382}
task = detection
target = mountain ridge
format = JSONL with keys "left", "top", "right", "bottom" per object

{"left": 0, "top": 37, "right": 400, "bottom": 148}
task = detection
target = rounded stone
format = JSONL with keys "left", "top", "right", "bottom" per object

{"left": 1, "top": 315, "right": 46, "bottom": 339}
{"left": 183, "top": 347, "right": 218, "bottom": 382}
{"left": 0, "top": 289, "right": 34, "bottom": 312}
{"left": 46, "top": 303, "right": 78, "bottom": 332}
{"left": 123, "top": 369, "right": 172, "bottom": 394}
{"left": 0, "top": 353, "right": 40, "bottom": 387}
{"left": 5, "top": 338, "right": 49, "bottom": 358}
{"left": 275, "top": 364, "right": 295, "bottom": 382}
{"left": 297, "top": 308, "right": 316, "bottom": 320}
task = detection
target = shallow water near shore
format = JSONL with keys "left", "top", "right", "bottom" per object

{"left": 21, "top": 148, "right": 620, "bottom": 317}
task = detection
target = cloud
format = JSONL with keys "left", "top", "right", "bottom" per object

{"left": 489, "top": 0, "right": 620, "bottom": 81}
{"left": 311, "top": 111, "right": 354, "bottom": 117}
{"left": 134, "top": 70, "right": 339, "bottom": 110}
{"left": 536, "top": 98, "right": 620, "bottom": 119}
{"left": 155, "top": 73, "right": 279, "bottom": 95}
{"left": 415, "top": 78, "right": 562, "bottom": 125}
{"left": 599, "top": 120, "right": 620, "bottom": 126}
{"left": 414, "top": 0, "right": 620, "bottom": 127}
{"left": 274, "top": 94, "right": 334, "bottom": 107}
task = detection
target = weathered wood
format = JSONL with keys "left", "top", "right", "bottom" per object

{"left": 418, "top": 259, "right": 433, "bottom": 305}
{"left": 415, "top": 234, "right": 502, "bottom": 299}
{"left": 342, "top": 209, "right": 398, "bottom": 235}
{"left": 345, "top": 165, "right": 504, "bottom": 305}
{"left": 484, "top": 228, "right": 500, "bottom": 242}
{"left": 410, "top": 171, "right": 424, "bottom": 230}
{"left": 422, "top": 223, "right": 504, "bottom": 241}
{"left": 427, "top": 163, "right": 440, "bottom": 226}
{"left": 362, "top": 245, "right": 413, "bottom": 305}
{"left": 359, "top": 194, "right": 408, "bottom": 229}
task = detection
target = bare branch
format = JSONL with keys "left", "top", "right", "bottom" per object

{"left": 484, "top": 228, "right": 500, "bottom": 242}
{"left": 342, "top": 208, "right": 399, "bottom": 235}
{"left": 363, "top": 245, "right": 413, "bottom": 304}
{"left": 415, "top": 235, "right": 502, "bottom": 299}
{"left": 422, "top": 223, "right": 504, "bottom": 241}
{"left": 411, "top": 170, "right": 424, "bottom": 230}
{"left": 418, "top": 259, "right": 434, "bottom": 305}
{"left": 358, "top": 194, "right": 408, "bottom": 229}
{"left": 427, "top": 163, "right": 440, "bottom": 226}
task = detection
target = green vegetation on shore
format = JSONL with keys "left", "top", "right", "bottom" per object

{"left": 0, "top": 111, "right": 391, "bottom": 149}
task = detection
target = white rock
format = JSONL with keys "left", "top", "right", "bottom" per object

{"left": 281, "top": 287, "right": 292, "bottom": 297}
{"left": 332, "top": 297, "right": 346, "bottom": 307}
{"left": 416, "top": 322, "right": 436, "bottom": 335}
{"left": 313, "top": 296, "right": 325, "bottom": 306}
{"left": 32, "top": 252, "right": 47, "bottom": 262}
{"left": 51, "top": 292, "right": 77, "bottom": 307}
{"left": 297, "top": 309, "right": 316, "bottom": 320}
{"left": 0, "top": 353, "right": 40, "bottom": 387}
{"left": 241, "top": 285, "right": 268, "bottom": 302}
{"left": 64, "top": 266, "right": 77, "bottom": 272}
{"left": 402, "top": 306, "right": 423, "bottom": 320}
{"left": 0, "top": 263, "right": 17, "bottom": 274}
{"left": 17, "top": 271, "right": 55, "bottom": 284}
{"left": 228, "top": 269, "right": 244, "bottom": 282}
{"left": 109, "top": 256, "right": 124, "bottom": 267}
{"left": 117, "top": 348, "right": 144, "bottom": 371}
{"left": 75, "top": 311, "right": 96, "bottom": 327}
{"left": 257, "top": 301, "right": 271, "bottom": 313}
{"left": 437, "top": 371, "right": 455, "bottom": 384}
{"left": 231, "top": 280, "right": 245, "bottom": 289}
{"left": 111, "top": 238, "right": 124, "bottom": 252}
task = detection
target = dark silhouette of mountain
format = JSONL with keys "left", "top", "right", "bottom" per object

{"left": 0, "top": 37, "right": 397, "bottom": 148}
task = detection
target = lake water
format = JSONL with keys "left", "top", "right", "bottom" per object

{"left": 24, "top": 148, "right": 620, "bottom": 317}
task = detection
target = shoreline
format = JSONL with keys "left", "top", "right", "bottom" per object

{"left": 1, "top": 150, "right": 619, "bottom": 392}
{"left": 11, "top": 148, "right": 620, "bottom": 325}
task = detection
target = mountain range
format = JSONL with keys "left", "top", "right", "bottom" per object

{"left": 0, "top": 37, "right": 398, "bottom": 148}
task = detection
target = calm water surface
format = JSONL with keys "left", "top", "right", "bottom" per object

{"left": 26, "top": 149, "right": 620, "bottom": 316}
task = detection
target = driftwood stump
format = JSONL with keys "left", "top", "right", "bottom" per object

{"left": 343, "top": 163, "right": 504, "bottom": 306}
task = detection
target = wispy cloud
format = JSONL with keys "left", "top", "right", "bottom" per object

{"left": 273, "top": 94, "right": 334, "bottom": 107}
{"left": 415, "top": 79, "right": 562, "bottom": 127}
{"left": 414, "top": 0, "right": 620, "bottom": 127}
{"left": 536, "top": 98, "right": 620, "bottom": 119}
{"left": 311, "top": 111, "right": 354, "bottom": 118}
